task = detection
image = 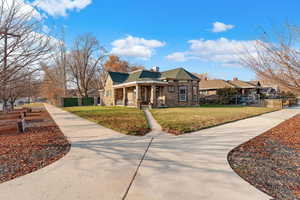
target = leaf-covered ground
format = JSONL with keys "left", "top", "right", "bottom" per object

{"left": 0, "top": 108, "right": 70, "bottom": 183}
{"left": 228, "top": 114, "right": 300, "bottom": 200}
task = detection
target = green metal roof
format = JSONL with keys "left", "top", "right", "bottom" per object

{"left": 108, "top": 68, "right": 200, "bottom": 85}
{"left": 107, "top": 71, "right": 129, "bottom": 84}
{"left": 161, "top": 68, "right": 200, "bottom": 80}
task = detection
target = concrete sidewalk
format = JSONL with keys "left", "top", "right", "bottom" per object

{"left": 0, "top": 104, "right": 152, "bottom": 200}
{"left": 127, "top": 108, "right": 300, "bottom": 200}
{"left": 0, "top": 105, "right": 299, "bottom": 200}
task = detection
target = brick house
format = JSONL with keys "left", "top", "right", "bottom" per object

{"left": 101, "top": 67, "right": 200, "bottom": 108}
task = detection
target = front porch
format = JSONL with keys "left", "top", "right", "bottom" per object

{"left": 113, "top": 84, "right": 167, "bottom": 108}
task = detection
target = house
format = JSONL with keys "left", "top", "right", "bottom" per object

{"left": 250, "top": 80, "right": 280, "bottom": 97}
{"left": 199, "top": 77, "right": 261, "bottom": 104}
{"left": 228, "top": 78, "right": 259, "bottom": 97}
{"left": 199, "top": 78, "right": 235, "bottom": 96}
{"left": 199, "top": 78, "right": 259, "bottom": 96}
{"left": 101, "top": 67, "right": 200, "bottom": 108}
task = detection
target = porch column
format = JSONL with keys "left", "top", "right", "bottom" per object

{"left": 150, "top": 85, "right": 156, "bottom": 107}
{"left": 123, "top": 87, "right": 127, "bottom": 106}
{"left": 144, "top": 87, "right": 147, "bottom": 102}
{"left": 162, "top": 86, "right": 167, "bottom": 105}
{"left": 136, "top": 85, "right": 141, "bottom": 107}
{"left": 112, "top": 89, "right": 116, "bottom": 106}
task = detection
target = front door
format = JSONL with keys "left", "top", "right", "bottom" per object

{"left": 156, "top": 86, "right": 165, "bottom": 106}
{"left": 141, "top": 86, "right": 151, "bottom": 105}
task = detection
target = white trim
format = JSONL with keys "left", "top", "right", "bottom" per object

{"left": 113, "top": 81, "right": 168, "bottom": 88}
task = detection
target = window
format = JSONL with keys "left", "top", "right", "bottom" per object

{"left": 179, "top": 86, "right": 187, "bottom": 102}
{"left": 193, "top": 86, "right": 198, "bottom": 101}
{"left": 168, "top": 85, "right": 175, "bottom": 93}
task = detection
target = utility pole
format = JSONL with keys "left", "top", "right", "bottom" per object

{"left": 0, "top": 28, "right": 21, "bottom": 111}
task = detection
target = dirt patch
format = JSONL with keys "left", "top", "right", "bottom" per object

{"left": 228, "top": 114, "right": 300, "bottom": 200}
{"left": 0, "top": 107, "right": 70, "bottom": 184}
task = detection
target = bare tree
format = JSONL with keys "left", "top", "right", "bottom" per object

{"left": 0, "top": 0, "right": 53, "bottom": 109}
{"left": 240, "top": 23, "right": 300, "bottom": 94}
{"left": 52, "top": 27, "right": 68, "bottom": 96}
{"left": 40, "top": 64, "right": 65, "bottom": 105}
{"left": 7, "top": 75, "right": 27, "bottom": 109}
{"left": 68, "top": 33, "right": 106, "bottom": 97}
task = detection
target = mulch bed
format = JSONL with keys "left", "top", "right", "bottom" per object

{"left": 0, "top": 107, "right": 70, "bottom": 184}
{"left": 228, "top": 114, "right": 300, "bottom": 200}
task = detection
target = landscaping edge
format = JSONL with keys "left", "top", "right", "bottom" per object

{"left": 155, "top": 108, "right": 280, "bottom": 135}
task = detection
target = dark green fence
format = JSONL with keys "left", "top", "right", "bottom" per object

{"left": 82, "top": 97, "right": 94, "bottom": 106}
{"left": 63, "top": 98, "right": 79, "bottom": 107}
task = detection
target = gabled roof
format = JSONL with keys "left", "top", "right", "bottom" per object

{"left": 107, "top": 71, "right": 128, "bottom": 84}
{"left": 125, "top": 70, "right": 161, "bottom": 83}
{"left": 107, "top": 68, "right": 199, "bottom": 85}
{"left": 161, "top": 68, "right": 200, "bottom": 80}
{"left": 248, "top": 80, "right": 261, "bottom": 87}
{"left": 228, "top": 80, "right": 257, "bottom": 89}
{"left": 199, "top": 79, "right": 235, "bottom": 90}
{"left": 250, "top": 80, "right": 279, "bottom": 88}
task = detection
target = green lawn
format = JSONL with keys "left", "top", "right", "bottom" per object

{"left": 64, "top": 106, "right": 150, "bottom": 135}
{"left": 151, "top": 105, "right": 278, "bottom": 134}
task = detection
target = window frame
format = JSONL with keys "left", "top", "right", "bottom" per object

{"left": 178, "top": 85, "right": 188, "bottom": 102}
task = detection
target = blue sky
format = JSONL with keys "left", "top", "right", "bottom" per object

{"left": 28, "top": 0, "right": 300, "bottom": 80}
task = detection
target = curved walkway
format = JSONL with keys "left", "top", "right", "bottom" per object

{"left": 0, "top": 105, "right": 300, "bottom": 200}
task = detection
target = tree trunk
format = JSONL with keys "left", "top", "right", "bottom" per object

{"left": 10, "top": 100, "right": 15, "bottom": 110}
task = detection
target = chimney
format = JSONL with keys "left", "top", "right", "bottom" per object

{"left": 233, "top": 77, "right": 238, "bottom": 81}
{"left": 204, "top": 77, "right": 208, "bottom": 81}
{"left": 151, "top": 66, "right": 159, "bottom": 72}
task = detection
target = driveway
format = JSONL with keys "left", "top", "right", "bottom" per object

{"left": 0, "top": 105, "right": 299, "bottom": 200}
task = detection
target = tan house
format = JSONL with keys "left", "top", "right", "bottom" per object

{"left": 101, "top": 67, "right": 200, "bottom": 108}
{"left": 199, "top": 79, "right": 235, "bottom": 96}
{"left": 228, "top": 78, "right": 258, "bottom": 96}
{"left": 199, "top": 78, "right": 259, "bottom": 96}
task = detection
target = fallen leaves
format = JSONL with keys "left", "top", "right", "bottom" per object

{"left": 228, "top": 114, "right": 300, "bottom": 200}
{"left": 0, "top": 108, "right": 70, "bottom": 184}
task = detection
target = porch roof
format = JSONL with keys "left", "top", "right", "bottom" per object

{"left": 108, "top": 67, "right": 200, "bottom": 86}
{"left": 113, "top": 81, "right": 168, "bottom": 88}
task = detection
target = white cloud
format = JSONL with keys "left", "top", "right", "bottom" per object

{"left": 32, "top": 0, "right": 92, "bottom": 17}
{"left": 166, "top": 37, "right": 258, "bottom": 66}
{"left": 111, "top": 35, "right": 166, "bottom": 60}
{"left": 212, "top": 22, "right": 234, "bottom": 33}
{"left": 166, "top": 52, "right": 186, "bottom": 62}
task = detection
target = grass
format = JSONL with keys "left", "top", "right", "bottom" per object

{"left": 64, "top": 106, "right": 150, "bottom": 135}
{"left": 151, "top": 105, "right": 278, "bottom": 134}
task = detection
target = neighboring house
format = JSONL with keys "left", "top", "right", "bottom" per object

{"left": 102, "top": 67, "right": 200, "bottom": 108}
{"left": 228, "top": 78, "right": 258, "bottom": 97}
{"left": 199, "top": 77, "right": 261, "bottom": 104}
{"left": 250, "top": 80, "right": 280, "bottom": 97}
{"left": 199, "top": 78, "right": 235, "bottom": 96}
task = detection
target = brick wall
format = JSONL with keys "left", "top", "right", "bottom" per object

{"left": 102, "top": 76, "right": 115, "bottom": 106}
{"left": 165, "top": 81, "right": 199, "bottom": 107}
